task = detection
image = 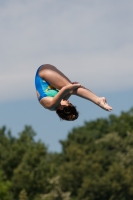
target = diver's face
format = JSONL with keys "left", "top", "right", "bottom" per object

{"left": 60, "top": 99, "right": 71, "bottom": 106}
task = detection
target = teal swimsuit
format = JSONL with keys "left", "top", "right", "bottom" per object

{"left": 35, "top": 66, "right": 59, "bottom": 101}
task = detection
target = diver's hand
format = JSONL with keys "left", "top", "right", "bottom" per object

{"left": 65, "top": 83, "right": 81, "bottom": 92}
{"left": 71, "top": 81, "right": 80, "bottom": 84}
{"left": 72, "top": 82, "right": 86, "bottom": 89}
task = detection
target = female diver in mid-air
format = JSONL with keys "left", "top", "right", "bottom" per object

{"left": 35, "top": 64, "right": 113, "bottom": 121}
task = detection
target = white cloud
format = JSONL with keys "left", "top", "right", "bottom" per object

{"left": 0, "top": 0, "right": 133, "bottom": 102}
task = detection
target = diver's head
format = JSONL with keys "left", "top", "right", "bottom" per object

{"left": 56, "top": 100, "right": 79, "bottom": 121}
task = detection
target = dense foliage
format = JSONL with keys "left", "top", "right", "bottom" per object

{"left": 0, "top": 108, "right": 133, "bottom": 200}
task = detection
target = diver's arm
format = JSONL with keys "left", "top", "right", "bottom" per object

{"left": 62, "top": 91, "right": 73, "bottom": 100}
{"left": 40, "top": 84, "right": 81, "bottom": 110}
{"left": 62, "top": 82, "right": 81, "bottom": 100}
{"left": 51, "top": 84, "right": 81, "bottom": 108}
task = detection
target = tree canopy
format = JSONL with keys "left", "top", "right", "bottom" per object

{"left": 0, "top": 108, "right": 133, "bottom": 200}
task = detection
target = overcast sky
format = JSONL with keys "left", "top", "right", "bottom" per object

{"left": 1, "top": 0, "right": 133, "bottom": 102}
{"left": 0, "top": 0, "right": 133, "bottom": 151}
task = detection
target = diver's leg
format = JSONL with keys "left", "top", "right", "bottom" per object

{"left": 39, "top": 64, "right": 72, "bottom": 89}
{"left": 73, "top": 87, "right": 113, "bottom": 111}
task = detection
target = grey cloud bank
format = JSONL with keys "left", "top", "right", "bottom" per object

{"left": 0, "top": 0, "right": 133, "bottom": 102}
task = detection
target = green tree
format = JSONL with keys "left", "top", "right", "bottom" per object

{"left": 19, "top": 189, "right": 29, "bottom": 200}
{"left": 36, "top": 176, "right": 71, "bottom": 200}
{"left": 1, "top": 107, "right": 133, "bottom": 200}
{"left": 59, "top": 108, "right": 133, "bottom": 200}
{"left": 0, "top": 125, "right": 62, "bottom": 199}
{"left": 0, "top": 126, "right": 36, "bottom": 180}
{"left": 0, "top": 170, "right": 13, "bottom": 200}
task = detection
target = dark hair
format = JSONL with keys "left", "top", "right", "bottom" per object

{"left": 56, "top": 104, "right": 79, "bottom": 121}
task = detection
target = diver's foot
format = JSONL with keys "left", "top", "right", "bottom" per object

{"left": 98, "top": 97, "right": 113, "bottom": 111}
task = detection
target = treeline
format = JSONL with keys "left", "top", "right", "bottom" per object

{"left": 0, "top": 108, "right": 133, "bottom": 200}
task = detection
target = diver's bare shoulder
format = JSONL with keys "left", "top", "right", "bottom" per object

{"left": 40, "top": 97, "right": 55, "bottom": 110}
